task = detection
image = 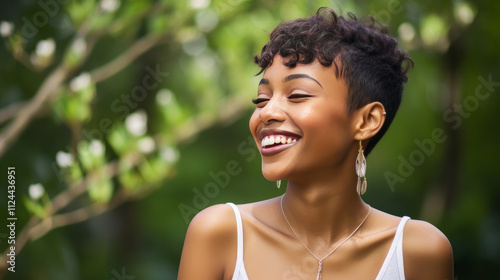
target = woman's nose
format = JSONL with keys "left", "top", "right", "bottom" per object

{"left": 259, "top": 96, "right": 286, "bottom": 125}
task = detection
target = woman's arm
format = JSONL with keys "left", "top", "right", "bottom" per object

{"left": 403, "top": 220, "right": 454, "bottom": 280}
{"left": 178, "top": 204, "right": 237, "bottom": 280}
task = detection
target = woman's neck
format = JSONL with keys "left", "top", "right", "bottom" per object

{"left": 281, "top": 178, "right": 369, "bottom": 254}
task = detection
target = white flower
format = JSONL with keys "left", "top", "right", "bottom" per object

{"left": 89, "top": 140, "right": 105, "bottom": 156}
{"left": 69, "top": 72, "right": 91, "bottom": 91}
{"left": 0, "top": 21, "right": 14, "bottom": 37}
{"left": 420, "top": 15, "right": 446, "bottom": 46}
{"left": 160, "top": 147, "right": 179, "bottom": 163}
{"left": 29, "top": 183, "right": 45, "bottom": 200}
{"left": 100, "top": 0, "right": 120, "bottom": 13}
{"left": 138, "top": 137, "right": 155, "bottom": 154}
{"left": 36, "top": 38, "right": 56, "bottom": 57}
{"left": 156, "top": 89, "right": 173, "bottom": 106}
{"left": 56, "top": 151, "right": 74, "bottom": 167}
{"left": 196, "top": 9, "right": 219, "bottom": 32}
{"left": 398, "top": 22, "right": 415, "bottom": 43}
{"left": 182, "top": 35, "right": 207, "bottom": 56}
{"left": 125, "top": 110, "right": 147, "bottom": 137}
{"left": 189, "top": 0, "right": 210, "bottom": 10}
{"left": 454, "top": 2, "right": 474, "bottom": 26}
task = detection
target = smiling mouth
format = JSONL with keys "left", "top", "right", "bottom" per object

{"left": 261, "top": 135, "right": 299, "bottom": 148}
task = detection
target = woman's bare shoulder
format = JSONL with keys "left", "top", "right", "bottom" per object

{"left": 403, "top": 219, "right": 454, "bottom": 280}
{"left": 188, "top": 197, "right": 279, "bottom": 237}
{"left": 187, "top": 204, "right": 238, "bottom": 242}
{"left": 370, "top": 210, "right": 452, "bottom": 262}
{"left": 366, "top": 209, "right": 453, "bottom": 279}
{"left": 178, "top": 204, "right": 238, "bottom": 280}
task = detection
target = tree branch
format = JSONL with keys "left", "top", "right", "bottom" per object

{"left": 0, "top": 30, "right": 172, "bottom": 160}
{"left": 0, "top": 101, "right": 28, "bottom": 124}
{"left": 0, "top": 160, "right": 123, "bottom": 275}
{"left": 0, "top": 24, "right": 99, "bottom": 159}
{"left": 89, "top": 33, "right": 167, "bottom": 83}
{"left": 0, "top": 65, "right": 70, "bottom": 159}
{"left": 28, "top": 185, "right": 153, "bottom": 242}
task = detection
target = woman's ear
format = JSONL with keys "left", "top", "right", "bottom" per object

{"left": 353, "top": 102, "right": 386, "bottom": 141}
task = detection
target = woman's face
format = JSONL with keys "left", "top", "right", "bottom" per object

{"left": 249, "top": 55, "right": 356, "bottom": 182}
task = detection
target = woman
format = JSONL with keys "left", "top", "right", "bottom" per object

{"left": 178, "top": 7, "right": 453, "bottom": 280}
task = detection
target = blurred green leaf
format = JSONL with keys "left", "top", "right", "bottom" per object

{"left": 77, "top": 140, "right": 106, "bottom": 171}
{"left": 66, "top": 0, "right": 96, "bottom": 26}
{"left": 88, "top": 169, "right": 113, "bottom": 203}
{"left": 119, "top": 169, "right": 143, "bottom": 190}
{"left": 108, "top": 123, "right": 137, "bottom": 156}
{"left": 23, "top": 197, "right": 46, "bottom": 219}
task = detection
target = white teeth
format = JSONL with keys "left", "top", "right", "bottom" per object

{"left": 261, "top": 135, "right": 298, "bottom": 147}
{"left": 261, "top": 137, "right": 269, "bottom": 147}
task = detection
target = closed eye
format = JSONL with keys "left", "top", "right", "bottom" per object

{"left": 252, "top": 98, "right": 269, "bottom": 105}
{"left": 288, "top": 94, "right": 311, "bottom": 100}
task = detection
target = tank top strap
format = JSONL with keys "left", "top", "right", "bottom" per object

{"left": 395, "top": 216, "right": 410, "bottom": 278}
{"left": 375, "top": 216, "right": 411, "bottom": 280}
{"left": 226, "top": 203, "right": 244, "bottom": 261}
{"left": 395, "top": 216, "right": 411, "bottom": 240}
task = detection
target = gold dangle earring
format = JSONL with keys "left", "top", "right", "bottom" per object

{"left": 276, "top": 180, "right": 281, "bottom": 189}
{"left": 356, "top": 140, "right": 367, "bottom": 195}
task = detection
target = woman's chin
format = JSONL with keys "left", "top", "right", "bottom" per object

{"left": 262, "top": 170, "right": 285, "bottom": 182}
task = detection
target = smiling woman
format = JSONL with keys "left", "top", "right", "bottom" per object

{"left": 178, "top": 7, "right": 453, "bottom": 280}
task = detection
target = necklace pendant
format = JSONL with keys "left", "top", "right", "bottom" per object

{"left": 316, "top": 260, "right": 322, "bottom": 280}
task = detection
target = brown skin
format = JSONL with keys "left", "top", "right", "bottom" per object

{"left": 178, "top": 55, "right": 454, "bottom": 280}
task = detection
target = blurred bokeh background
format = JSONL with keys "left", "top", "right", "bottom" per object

{"left": 0, "top": 0, "right": 498, "bottom": 279}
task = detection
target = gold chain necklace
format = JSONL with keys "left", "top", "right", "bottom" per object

{"left": 280, "top": 194, "right": 372, "bottom": 280}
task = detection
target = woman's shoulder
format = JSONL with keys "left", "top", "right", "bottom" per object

{"left": 402, "top": 218, "right": 454, "bottom": 279}
{"left": 187, "top": 197, "right": 279, "bottom": 237}
{"left": 371, "top": 209, "right": 452, "bottom": 257}
{"left": 403, "top": 219, "right": 453, "bottom": 261}
{"left": 368, "top": 209, "right": 453, "bottom": 279}
{"left": 403, "top": 219, "right": 452, "bottom": 250}
{"left": 366, "top": 209, "right": 453, "bottom": 279}
{"left": 179, "top": 204, "right": 239, "bottom": 279}
{"left": 187, "top": 204, "right": 238, "bottom": 241}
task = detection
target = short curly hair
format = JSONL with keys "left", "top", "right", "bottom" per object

{"left": 254, "top": 7, "right": 413, "bottom": 155}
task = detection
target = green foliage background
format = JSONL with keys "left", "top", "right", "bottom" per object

{"left": 0, "top": 0, "right": 499, "bottom": 279}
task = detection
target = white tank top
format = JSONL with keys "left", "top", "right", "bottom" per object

{"left": 226, "top": 203, "right": 410, "bottom": 280}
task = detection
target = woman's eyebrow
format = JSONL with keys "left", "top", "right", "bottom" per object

{"left": 284, "top": 73, "right": 323, "bottom": 89}
{"left": 259, "top": 78, "right": 269, "bottom": 85}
